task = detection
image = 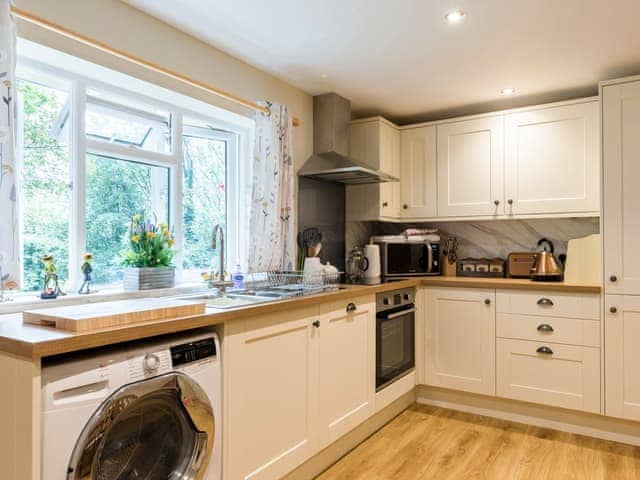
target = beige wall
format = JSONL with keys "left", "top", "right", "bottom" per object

{"left": 15, "top": 0, "right": 313, "bottom": 170}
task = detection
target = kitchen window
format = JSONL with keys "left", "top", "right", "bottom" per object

{"left": 15, "top": 52, "right": 248, "bottom": 292}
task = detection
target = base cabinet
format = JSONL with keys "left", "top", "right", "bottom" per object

{"left": 318, "top": 298, "right": 375, "bottom": 446}
{"left": 225, "top": 297, "right": 375, "bottom": 480}
{"left": 225, "top": 307, "right": 319, "bottom": 480}
{"left": 496, "top": 338, "right": 600, "bottom": 413}
{"left": 425, "top": 287, "right": 495, "bottom": 395}
{"left": 605, "top": 295, "right": 640, "bottom": 421}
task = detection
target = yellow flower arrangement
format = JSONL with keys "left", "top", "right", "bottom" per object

{"left": 121, "top": 213, "right": 176, "bottom": 268}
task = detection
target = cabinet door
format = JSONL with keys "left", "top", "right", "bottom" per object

{"left": 379, "top": 122, "right": 402, "bottom": 217}
{"left": 318, "top": 297, "right": 375, "bottom": 446}
{"left": 437, "top": 117, "right": 504, "bottom": 217}
{"left": 505, "top": 101, "right": 599, "bottom": 215}
{"left": 400, "top": 126, "right": 437, "bottom": 218}
{"left": 225, "top": 308, "right": 319, "bottom": 480}
{"left": 603, "top": 81, "right": 640, "bottom": 294}
{"left": 349, "top": 121, "right": 380, "bottom": 170}
{"left": 425, "top": 288, "right": 495, "bottom": 395}
{"left": 346, "top": 119, "right": 401, "bottom": 220}
{"left": 605, "top": 295, "right": 640, "bottom": 421}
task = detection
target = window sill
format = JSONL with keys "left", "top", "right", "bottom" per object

{"left": 0, "top": 283, "right": 212, "bottom": 315}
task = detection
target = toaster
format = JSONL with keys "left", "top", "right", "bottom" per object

{"left": 507, "top": 252, "right": 537, "bottom": 278}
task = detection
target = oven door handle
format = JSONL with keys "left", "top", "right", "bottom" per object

{"left": 379, "top": 308, "right": 415, "bottom": 320}
{"left": 426, "top": 241, "right": 433, "bottom": 273}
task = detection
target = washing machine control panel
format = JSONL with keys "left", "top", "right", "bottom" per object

{"left": 170, "top": 337, "right": 217, "bottom": 367}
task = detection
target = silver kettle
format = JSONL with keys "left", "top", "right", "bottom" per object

{"left": 531, "top": 238, "right": 563, "bottom": 282}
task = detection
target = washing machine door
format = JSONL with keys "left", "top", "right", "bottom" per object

{"left": 67, "top": 372, "right": 214, "bottom": 480}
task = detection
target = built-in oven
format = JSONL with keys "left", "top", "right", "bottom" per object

{"left": 371, "top": 235, "right": 441, "bottom": 280}
{"left": 376, "top": 287, "right": 415, "bottom": 391}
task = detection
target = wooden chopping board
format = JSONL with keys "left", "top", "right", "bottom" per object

{"left": 564, "top": 233, "right": 601, "bottom": 284}
{"left": 23, "top": 298, "right": 206, "bottom": 332}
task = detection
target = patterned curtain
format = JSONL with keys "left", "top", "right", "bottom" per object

{"left": 247, "top": 102, "right": 295, "bottom": 272}
{"left": 0, "top": 0, "right": 18, "bottom": 292}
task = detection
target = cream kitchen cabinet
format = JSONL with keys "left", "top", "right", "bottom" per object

{"left": 425, "top": 287, "right": 495, "bottom": 395}
{"left": 225, "top": 307, "right": 320, "bottom": 480}
{"left": 399, "top": 125, "right": 437, "bottom": 218}
{"left": 436, "top": 116, "right": 504, "bottom": 217}
{"left": 603, "top": 78, "right": 640, "bottom": 294}
{"left": 346, "top": 117, "right": 401, "bottom": 221}
{"left": 504, "top": 101, "right": 599, "bottom": 215}
{"left": 605, "top": 294, "right": 640, "bottom": 421}
{"left": 225, "top": 297, "right": 376, "bottom": 480}
{"left": 318, "top": 296, "right": 375, "bottom": 446}
{"left": 495, "top": 290, "right": 601, "bottom": 413}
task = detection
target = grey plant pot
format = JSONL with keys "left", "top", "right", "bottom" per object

{"left": 123, "top": 266, "right": 176, "bottom": 291}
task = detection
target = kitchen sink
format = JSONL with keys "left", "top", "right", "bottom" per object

{"left": 177, "top": 285, "right": 345, "bottom": 310}
{"left": 177, "top": 292, "right": 279, "bottom": 309}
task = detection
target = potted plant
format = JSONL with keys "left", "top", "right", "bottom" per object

{"left": 122, "top": 213, "right": 176, "bottom": 291}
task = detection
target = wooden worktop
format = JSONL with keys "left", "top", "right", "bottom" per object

{"left": 0, "top": 277, "right": 600, "bottom": 359}
{"left": 419, "top": 276, "right": 601, "bottom": 293}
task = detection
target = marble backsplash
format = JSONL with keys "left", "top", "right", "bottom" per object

{"left": 346, "top": 217, "right": 600, "bottom": 260}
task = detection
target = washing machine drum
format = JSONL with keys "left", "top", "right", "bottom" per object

{"left": 67, "top": 372, "right": 214, "bottom": 480}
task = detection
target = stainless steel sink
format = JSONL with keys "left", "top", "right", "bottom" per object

{"left": 177, "top": 284, "right": 345, "bottom": 310}
{"left": 177, "top": 292, "right": 278, "bottom": 309}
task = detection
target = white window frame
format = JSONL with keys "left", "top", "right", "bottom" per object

{"left": 16, "top": 57, "right": 247, "bottom": 291}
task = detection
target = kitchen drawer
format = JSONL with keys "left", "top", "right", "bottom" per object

{"left": 496, "top": 338, "right": 600, "bottom": 413}
{"left": 496, "top": 313, "right": 600, "bottom": 347}
{"left": 319, "top": 295, "right": 374, "bottom": 316}
{"left": 496, "top": 290, "right": 600, "bottom": 320}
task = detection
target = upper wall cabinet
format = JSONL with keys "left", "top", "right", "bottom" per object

{"left": 346, "top": 118, "right": 401, "bottom": 221}
{"left": 603, "top": 79, "right": 640, "bottom": 294}
{"left": 437, "top": 116, "right": 505, "bottom": 217}
{"left": 400, "top": 126, "right": 437, "bottom": 218}
{"left": 504, "top": 101, "right": 599, "bottom": 215}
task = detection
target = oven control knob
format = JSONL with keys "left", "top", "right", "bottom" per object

{"left": 403, "top": 294, "right": 411, "bottom": 301}
{"left": 143, "top": 353, "right": 161, "bottom": 372}
{"left": 383, "top": 297, "right": 390, "bottom": 305}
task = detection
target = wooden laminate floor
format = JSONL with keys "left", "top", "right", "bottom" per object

{"left": 316, "top": 404, "right": 640, "bottom": 480}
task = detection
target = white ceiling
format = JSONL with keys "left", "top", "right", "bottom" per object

{"left": 123, "top": 0, "right": 640, "bottom": 123}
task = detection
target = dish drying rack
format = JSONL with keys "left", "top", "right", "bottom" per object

{"left": 243, "top": 270, "right": 342, "bottom": 293}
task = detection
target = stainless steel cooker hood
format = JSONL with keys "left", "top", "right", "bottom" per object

{"left": 298, "top": 93, "right": 398, "bottom": 185}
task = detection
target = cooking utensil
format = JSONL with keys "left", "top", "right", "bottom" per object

{"left": 301, "top": 228, "right": 323, "bottom": 259}
{"left": 530, "top": 238, "right": 563, "bottom": 281}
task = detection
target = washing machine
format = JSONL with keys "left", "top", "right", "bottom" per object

{"left": 41, "top": 329, "right": 222, "bottom": 480}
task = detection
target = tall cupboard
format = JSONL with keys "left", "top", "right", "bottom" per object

{"left": 602, "top": 76, "right": 640, "bottom": 421}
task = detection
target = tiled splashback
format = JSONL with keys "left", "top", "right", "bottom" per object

{"left": 346, "top": 217, "right": 599, "bottom": 260}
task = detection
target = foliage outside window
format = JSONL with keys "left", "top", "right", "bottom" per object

{"left": 16, "top": 63, "right": 240, "bottom": 292}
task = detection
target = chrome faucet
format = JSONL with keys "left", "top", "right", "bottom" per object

{"left": 209, "top": 224, "right": 233, "bottom": 293}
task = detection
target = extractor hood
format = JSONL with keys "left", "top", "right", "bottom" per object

{"left": 298, "top": 93, "right": 399, "bottom": 185}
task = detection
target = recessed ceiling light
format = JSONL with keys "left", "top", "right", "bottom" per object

{"left": 501, "top": 87, "right": 516, "bottom": 96}
{"left": 321, "top": 73, "right": 328, "bottom": 79}
{"left": 444, "top": 9, "right": 466, "bottom": 24}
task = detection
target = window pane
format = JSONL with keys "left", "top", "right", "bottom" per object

{"left": 18, "top": 79, "right": 71, "bottom": 291}
{"left": 86, "top": 154, "right": 169, "bottom": 285}
{"left": 85, "top": 89, "right": 171, "bottom": 154}
{"left": 182, "top": 131, "right": 226, "bottom": 279}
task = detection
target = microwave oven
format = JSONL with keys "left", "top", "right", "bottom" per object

{"left": 371, "top": 235, "right": 441, "bottom": 279}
